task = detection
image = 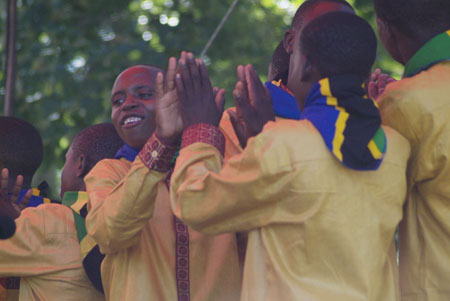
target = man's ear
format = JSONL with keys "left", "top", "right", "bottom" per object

{"left": 283, "top": 29, "right": 295, "bottom": 55}
{"left": 300, "top": 55, "right": 314, "bottom": 82}
{"left": 75, "top": 154, "right": 87, "bottom": 178}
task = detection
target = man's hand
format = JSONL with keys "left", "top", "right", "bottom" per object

{"left": 175, "top": 52, "right": 225, "bottom": 128}
{"left": 229, "top": 64, "right": 275, "bottom": 148}
{"left": 0, "top": 168, "right": 31, "bottom": 219}
{"left": 367, "top": 68, "right": 396, "bottom": 101}
{"left": 155, "top": 57, "right": 184, "bottom": 146}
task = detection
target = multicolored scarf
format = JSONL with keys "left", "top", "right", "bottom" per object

{"left": 62, "top": 191, "right": 104, "bottom": 294}
{"left": 265, "top": 80, "right": 301, "bottom": 120}
{"left": 301, "top": 74, "right": 386, "bottom": 170}
{"left": 404, "top": 29, "right": 450, "bottom": 78}
{"left": 15, "top": 181, "right": 55, "bottom": 207}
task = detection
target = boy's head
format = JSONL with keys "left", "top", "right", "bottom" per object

{"left": 287, "top": 12, "right": 377, "bottom": 108}
{"left": 110, "top": 65, "right": 164, "bottom": 149}
{"left": 60, "top": 123, "right": 123, "bottom": 197}
{"left": 283, "top": 0, "right": 354, "bottom": 56}
{"left": 267, "top": 41, "right": 290, "bottom": 85}
{"left": 374, "top": 0, "right": 450, "bottom": 65}
{"left": 0, "top": 117, "right": 43, "bottom": 189}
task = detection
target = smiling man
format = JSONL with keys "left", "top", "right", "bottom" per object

{"left": 84, "top": 63, "right": 241, "bottom": 301}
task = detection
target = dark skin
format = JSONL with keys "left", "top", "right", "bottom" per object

{"left": 0, "top": 168, "right": 31, "bottom": 219}
{"left": 175, "top": 52, "right": 225, "bottom": 128}
{"left": 229, "top": 65, "right": 275, "bottom": 148}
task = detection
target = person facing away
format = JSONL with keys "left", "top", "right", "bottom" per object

{"left": 169, "top": 12, "right": 410, "bottom": 300}
{"left": 220, "top": 0, "right": 356, "bottom": 158}
{"left": 0, "top": 117, "right": 53, "bottom": 208}
{"left": 84, "top": 64, "right": 241, "bottom": 301}
{"left": 373, "top": 0, "right": 450, "bottom": 299}
{"left": 0, "top": 123, "right": 123, "bottom": 301}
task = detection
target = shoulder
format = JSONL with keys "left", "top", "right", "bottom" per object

{"left": 85, "top": 158, "right": 131, "bottom": 185}
{"left": 18, "top": 204, "right": 76, "bottom": 234}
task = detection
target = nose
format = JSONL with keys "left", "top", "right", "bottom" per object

{"left": 122, "top": 95, "right": 139, "bottom": 111}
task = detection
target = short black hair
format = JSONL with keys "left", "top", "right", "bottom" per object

{"left": 0, "top": 117, "right": 43, "bottom": 180}
{"left": 300, "top": 12, "right": 377, "bottom": 80}
{"left": 292, "top": 0, "right": 354, "bottom": 30}
{"left": 270, "top": 41, "right": 290, "bottom": 85}
{"left": 70, "top": 123, "right": 123, "bottom": 177}
{"left": 373, "top": 0, "right": 450, "bottom": 39}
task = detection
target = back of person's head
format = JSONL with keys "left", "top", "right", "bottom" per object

{"left": 0, "top": 117, "right": 43, "bottom": 185}
{"left": 374, "top": 0, "right": 450, "bottom": 40}
{"left": 268, "top": 41, "right": 290, "bottom": 84}
{"left": 61, "top": 123, "right": 123, "bottom": 197}
{"left": 292, "top": 0, "right": 354, "bottom": 30}
{"left": 70, "top": 123, "right": 123, "bottom": 177}
{"left": 300, "top": 11, "right": 377, "bottom": 80}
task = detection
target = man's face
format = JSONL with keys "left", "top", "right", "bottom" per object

{"left": 111, "top": 66, "right": 161, "bottom": 149}
{"left": 60, "top": 146, "right": 79, "bottom": 198}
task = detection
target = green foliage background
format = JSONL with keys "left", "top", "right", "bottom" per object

{"left": 0, "top": 0, "right": 403, "bottom": 199}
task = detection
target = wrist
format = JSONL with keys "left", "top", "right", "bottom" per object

{"left": 181, "top": 123, "right": 225, "bottom": 156}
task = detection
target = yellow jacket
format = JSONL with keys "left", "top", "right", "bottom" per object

{"left": 171, "top": 120, "right": 410, "bottom": 300}
{"left": 85, "top": 135, "right": 241, "bottom": 301}
{"left": 379, "top": 61, "right": 450, "bottom": 301}
{"left": 0, "top": 201, "right": 104, "bottom": 301}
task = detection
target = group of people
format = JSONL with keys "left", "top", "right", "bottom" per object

{"left": 0, "top": 0, "right": 449, "bottom": 300}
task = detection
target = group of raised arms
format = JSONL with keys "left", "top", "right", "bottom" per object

{"left": 0, "top": 0, "right": 449, "bottom": 300}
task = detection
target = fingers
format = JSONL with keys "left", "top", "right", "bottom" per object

{"left": 215, "top": 88, "right": 226, "bottom": 116}
{"left": 18, "top": 189, "right": 32, "bottom": 210}
{"left": 236, "top": 65, "right": 249, "bottom": 101}
{"left": 0, "top": 168, "right": 9, "bottom": 201}
{"left": 244, "top": 64, "right": 265, "bottom": 106}
{"left": 228, "top": 109, "right": 248, "bottom": 148}
{"left": 198, "top": 59, "right": 213, "bottom": 95}
{"left": 165, "top": 57, "right": 177, "bottom": 92}
{"left": 10, "top": 175, "right": 23, "bottom": 205}
{"left": 187, "top": 53, "right": 201, "bottom": 94}
{"left": 367, "top": 81, "right": 377, "bottom": 100}
{"left": 233, "top": 81, "right": 253, "bottom": 120}
{"left": 179, "top": 52, "right": 194, "bottom": 97}
{"left": 155, "top": 72, "right": 165, "bottom": 100}
{"left": 175, "top": 73, "right": 186, "bottom": 104}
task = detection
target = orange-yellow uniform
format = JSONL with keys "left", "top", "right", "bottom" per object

{"left": 379, "top": 32, "right": 450, "bottom": 300}
{"left": 0, "top": 197, "right": 104, "bottom": 301}
{"left": 85, "top": 134, "right": 241, "bottom": 301}
{"left": 170, "top": 120, "right": 410, "bottom": 300}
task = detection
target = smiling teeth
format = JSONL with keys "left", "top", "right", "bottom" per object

{"left": 124, "top": 116, "right": 142, "bottom": 125}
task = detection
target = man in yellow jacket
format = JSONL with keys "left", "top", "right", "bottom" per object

{"left": 170, "top": 13, "right": 409, "bottom": 300}
{"left": 84, "top": 63, "right": 241, "bottom": 300}
{"left": 374, "top": 0, "right": 450, "bottom": 299}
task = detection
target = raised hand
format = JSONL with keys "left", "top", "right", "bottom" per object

{"left": 367, "top": 68, "right": 396, "bottom": 101}
{"left": 175, "top": 52, "right": 225, "bottom": 128}
{"left": 0, "top": 168, "right": 31, "bottom": 219}
{"left": 229, "top": 64, "right": 275, "bottom": 148}
{"left": 155, "top": 57, "right": 184, "bottom": 146}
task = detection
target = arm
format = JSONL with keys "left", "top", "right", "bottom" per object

{"left": 170, "top": 123, "right": 293, "bottom": 234}
{"left": 85, "top": 134, "right": 177, "bottom": 254}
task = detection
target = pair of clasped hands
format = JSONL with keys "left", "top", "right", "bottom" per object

{"left": 154, "top": 51, "right": 275, "bottom": 148}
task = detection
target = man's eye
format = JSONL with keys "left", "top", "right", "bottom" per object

{"left": 112, "top": 98, "right": 124, "bottom": 106}
{"left": 139, "top": 92, "right": 153, "bottom": 98}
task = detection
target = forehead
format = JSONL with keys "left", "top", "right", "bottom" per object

{"left": 112, "top": 66, "right": 161, "bottom": 92}
{"left": 300, "top": 3, "right": 354, "bottom": 29}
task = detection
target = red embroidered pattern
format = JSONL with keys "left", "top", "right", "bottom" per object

{"left": 165, "top": 173, "right": 190, "bottom": 301}
{"left": 181, "top": 123, "right": 225, "bottom": 156}
{"left": 139, "top": 133, "right": 178, "bottom": 172}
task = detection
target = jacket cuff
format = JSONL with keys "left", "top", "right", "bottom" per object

{"left": 181, "top": 123, "right": 225, "bottom": 156}
{"left": 139, "top": 133, "right": 178, "bottom": 172}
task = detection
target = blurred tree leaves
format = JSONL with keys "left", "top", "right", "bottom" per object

{"left": 0, "top": 0, "right": 402, "bottom": 198}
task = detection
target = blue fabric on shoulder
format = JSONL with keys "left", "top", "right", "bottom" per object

{"left": 114, "top": 144, "right": 139, "bottom": 162}
{"left": 265, "top": 80, "right": 301, "bottom": 120}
